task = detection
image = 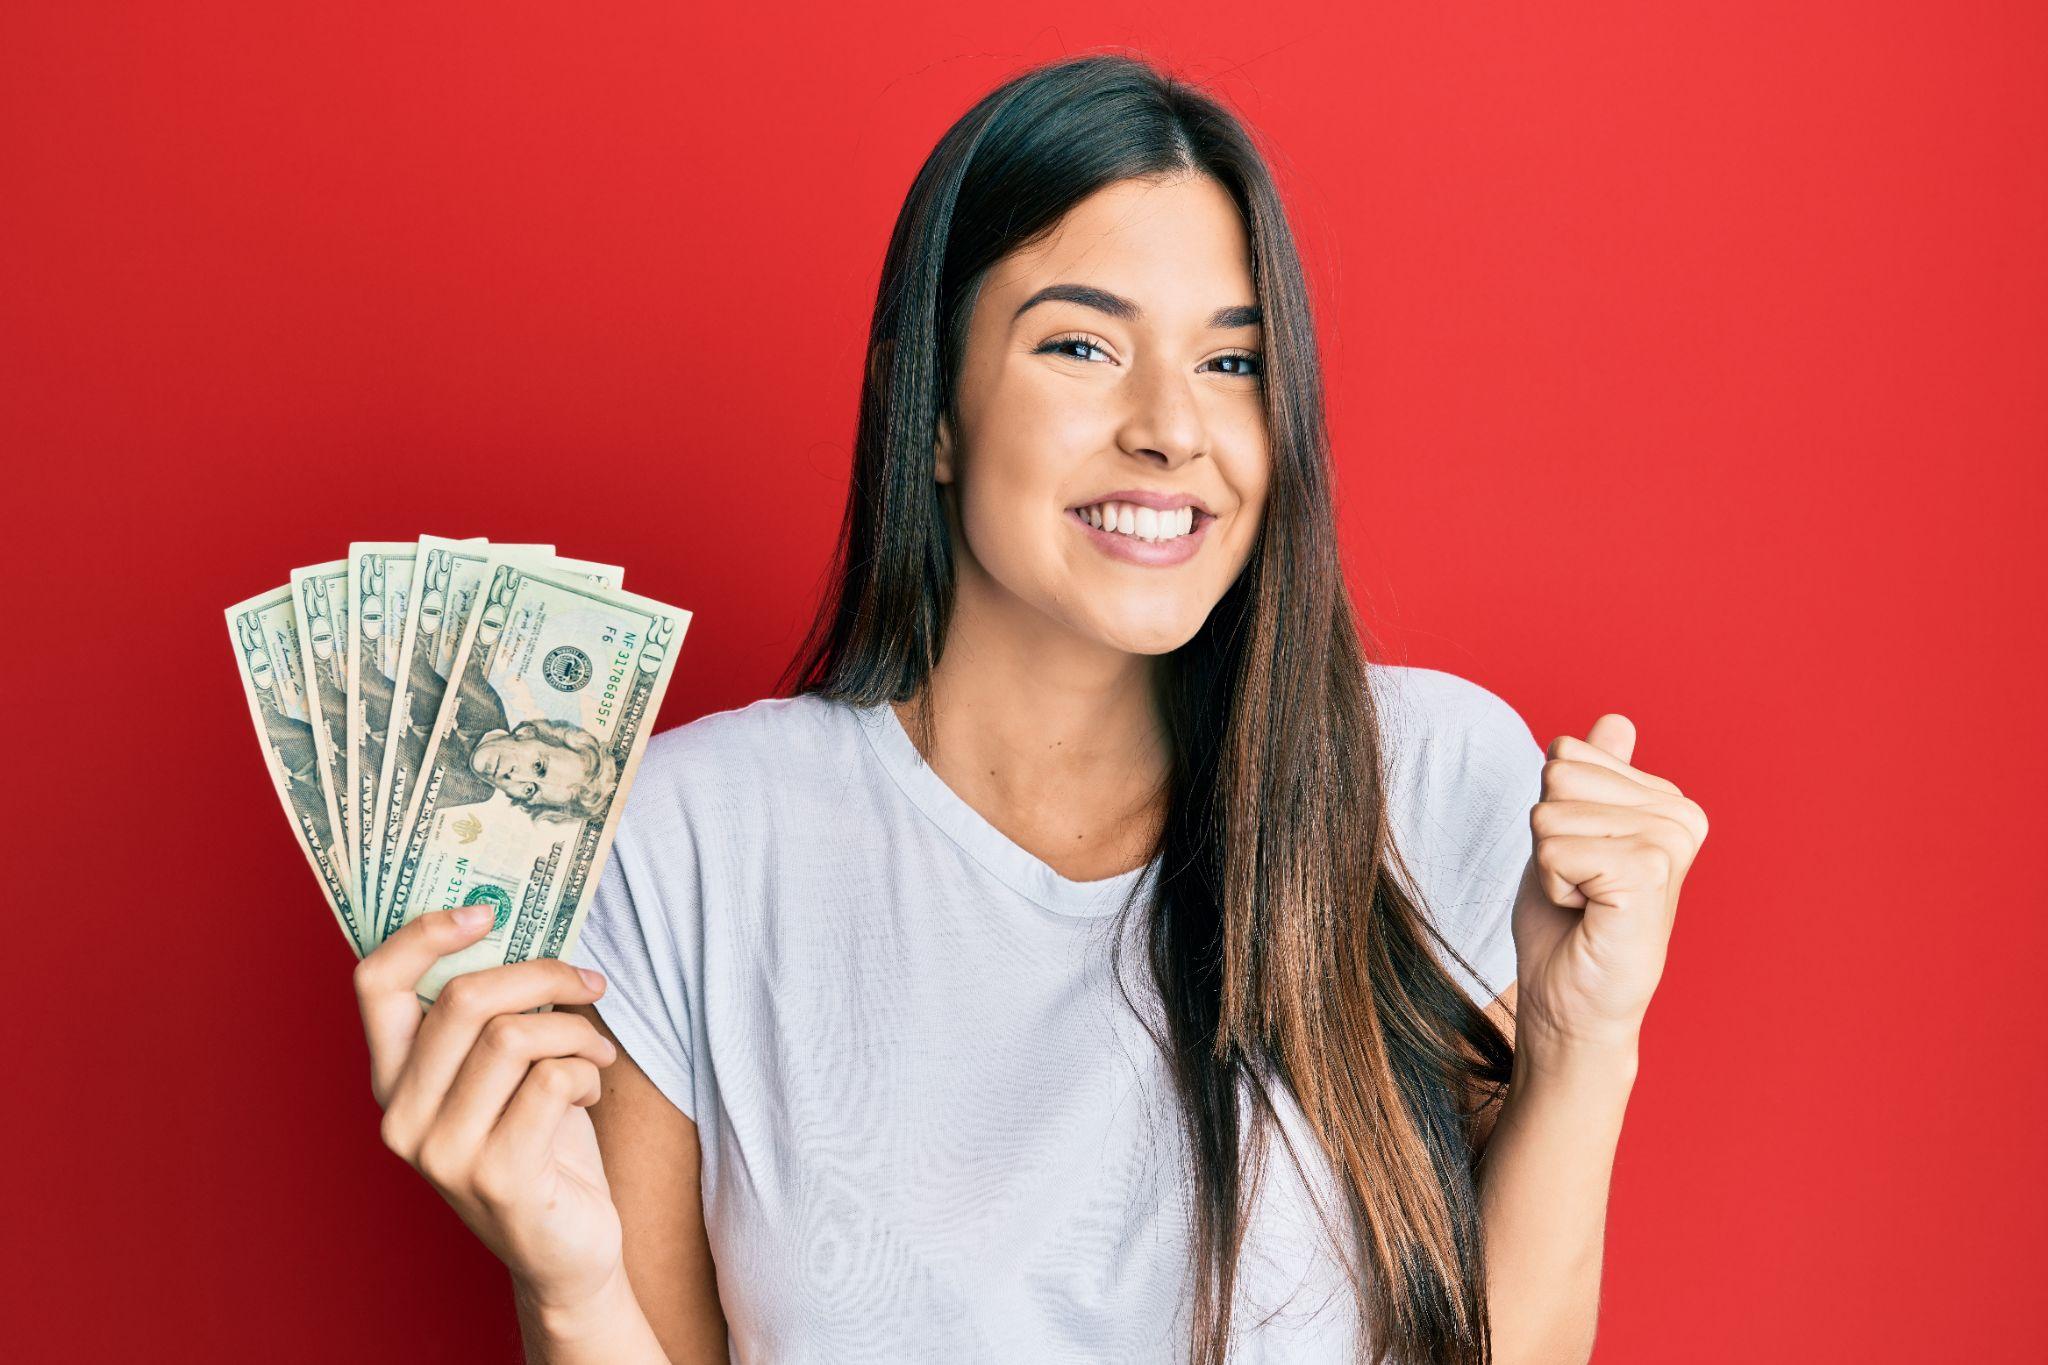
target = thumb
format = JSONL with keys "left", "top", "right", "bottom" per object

{"left": 1585, "top": 713, "right": 1637, "bottom": 766}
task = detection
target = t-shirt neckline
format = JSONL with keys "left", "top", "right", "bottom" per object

{"left": 851, "top": 698, "right": 1162, "bottom": 919}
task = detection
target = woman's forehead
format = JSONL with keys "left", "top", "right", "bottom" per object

{"left": 996, "top": 178, "right": 1250, "bottom": 290}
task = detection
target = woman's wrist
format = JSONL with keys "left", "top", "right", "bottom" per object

{"left": 1512, "top": 1015, "right": 1643, "bottom": 1094}
{"left": 514, "top": 1261, "right": 665, "bottom": 1364}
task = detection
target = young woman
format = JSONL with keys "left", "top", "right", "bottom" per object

{"left": 354, "top": 51, "right": 1708, "bottom": 1365}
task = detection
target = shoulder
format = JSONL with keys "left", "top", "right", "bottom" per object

{"left": 1369, "top": 664, "right": 1545, "bottom": 1003}
{"left": 1368, "top": 661, "right": 1536, "bottom": 754}
{"left": 1368, "top": 661, "right": 1546, "bottom": 850}
{"left": 618, "top": 691, "right": 863, "bottom": 837}
{"left": 638, "top": 690, "right": 853, "bottom": 773}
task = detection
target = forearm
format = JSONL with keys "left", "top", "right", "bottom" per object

{"left": 1476, "top": 1030, "right": 1638, "bottom": 1365}
{"left": 515, "top": 1263, "right": 671, "bottom": 1365}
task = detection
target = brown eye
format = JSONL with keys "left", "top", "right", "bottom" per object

{"left": 1038, "top": 333, "right": 1111, "bottom": 363}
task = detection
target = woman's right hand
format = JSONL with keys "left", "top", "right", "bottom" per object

{"left": 356, "top": 904, "right": 626, "bottom": 1318}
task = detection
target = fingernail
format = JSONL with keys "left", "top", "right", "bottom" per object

{"left": 577, "top": 967, "right": 605, "bottom": 991}
{"left": 452, "top": 905, "right": 489, "bottom": 930}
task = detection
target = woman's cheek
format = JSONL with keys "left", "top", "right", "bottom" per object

{"left": 962, "top": 460, "right": 1040, "bottom": 569}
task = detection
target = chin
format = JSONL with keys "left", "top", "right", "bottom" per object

{"left": 1089, "top": 614, "right": 1205, "bottom": 657}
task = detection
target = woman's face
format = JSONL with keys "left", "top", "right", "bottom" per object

{"left": 935, "top": 173, "right": 1270, "bottom": 657}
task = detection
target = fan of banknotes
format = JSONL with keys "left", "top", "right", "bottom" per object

{"left": 226, "top": 537, "right": 690, "bottom": 1003}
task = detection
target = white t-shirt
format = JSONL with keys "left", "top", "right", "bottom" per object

{"left": 563, "top": 663, "right": 1544, "bottom": 1363}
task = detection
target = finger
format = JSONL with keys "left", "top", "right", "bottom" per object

{"left": 1545, "top": 732, "right": 1682, "bottom": 797}
{"left": 1541, "top": 756, "right": 1677, "bottom": 809}
{"left": 1535, "top": 831, "right": 1676, "bottom": 916}
{"left": 1526, "top": 826, "right": 1588, "bottom": 907}
{"left": 1535, "top": 794, "right": 1698, "bottom": 844}
{"left": 472, "top": 1058, "right": 604, "bottom": 1204}
{"left": 1585, "top": 713, "right": 1636, "bottom": 766}
{"left": 382, "top": 958, "right": 607, "bottom": 1156}
{"left": 356, "top": 905, "right": 497, "bottom": 1105}
{"left": 1540, "top": 741, "right": 1709, "bottom": 845}
{"left": 417, "top": 1013, "right": 618, "bottom": 1177}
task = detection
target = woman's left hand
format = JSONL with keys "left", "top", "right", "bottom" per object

{"left": 1510, "top": 714, "right": 1709, "bottom": 1056}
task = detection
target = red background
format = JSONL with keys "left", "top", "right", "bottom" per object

{"left": 5, "top": 4, "right": 2042, "bottom": 1360}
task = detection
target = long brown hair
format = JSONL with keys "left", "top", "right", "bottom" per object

{"left": 776, "top": 50, "right": 1514, "bottom": 1365}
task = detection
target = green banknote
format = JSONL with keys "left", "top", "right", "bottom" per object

{"left": 227, "top": 585, "right": 364, "bottom": 956}
{"left": 383, "top": 556, "right": 687, "bottom": 1003}
{"left": 289, "top": 561, "right": 354, "bottom": 908}
{"left": 364, "top": 538, "right": 620, "bottom": 942}
{"left": 346, "top": 542, "right": 423, "bottom": 934}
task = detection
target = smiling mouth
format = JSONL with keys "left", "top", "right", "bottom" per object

{"left": 1067, "top": 499, "right": 1215, "bottom": 543}
{"left": 1064, "top": 502, "right": 1214, "bottom": 567}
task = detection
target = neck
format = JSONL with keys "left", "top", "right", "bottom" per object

{"left": 891, "top": 551, "right": 1170, "bottom": 878}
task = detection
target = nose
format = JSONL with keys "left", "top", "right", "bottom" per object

{"left": 1115, "top": 357, "right": 1207, "bottom": 469}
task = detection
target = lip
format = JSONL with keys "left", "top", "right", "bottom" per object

{"left": 1067, "top": 503, "right": 1214, "bottom": 567}
{"left": 1068, "top": 487, "right": 1217, "bottom": 518}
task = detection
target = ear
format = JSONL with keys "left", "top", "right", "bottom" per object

{"left": 933, "top": 408, "right": 955, "bottom": 485}
{"left": 870, "top": 337, "right": 955, "bottom": 485}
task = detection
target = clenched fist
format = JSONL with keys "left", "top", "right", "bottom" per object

{"left": 1510, "top": 715, "right": 1710, "bottom": 1054}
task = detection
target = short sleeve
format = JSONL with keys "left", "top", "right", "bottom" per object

{"left": 561, "top": 809, "right": 699, "bottom": 1121}
{"left": 1437, "top": 691, "right": 1545, "bottom": 1007}
{"left": 1375, "top": 666, "right": 1546, "bottom": 1008}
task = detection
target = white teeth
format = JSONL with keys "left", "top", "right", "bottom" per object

{"left": 1076, "top": 501, "right": 1200, "bottom": 542}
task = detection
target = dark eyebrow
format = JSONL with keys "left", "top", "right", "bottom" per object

{"left": 1012, "top": 282, "right": 1261, "bottom": 331}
